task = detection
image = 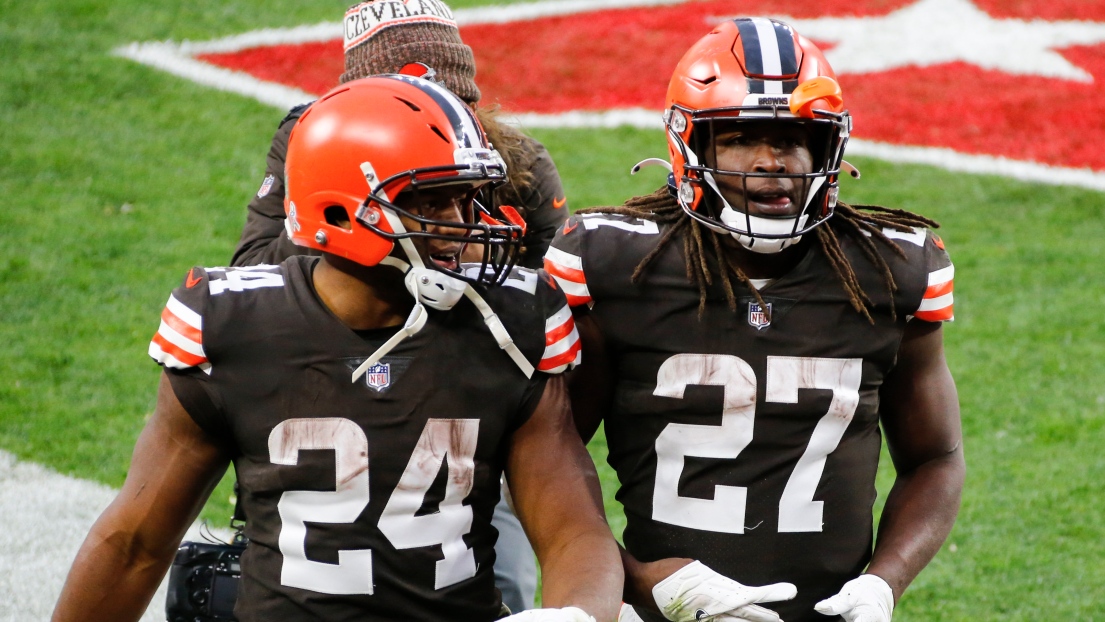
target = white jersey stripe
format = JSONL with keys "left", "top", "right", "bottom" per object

{"left": 545, "top": 303, "right": 574, "bottom": 331}
{"left": 542, "top": 328, "right": 581, "bottom": 360}
{"left": 882, "top": 226, "right": 927, "bottom": 247}
{"left": 917, "top": 293, "right": 954, "bottom": 312}
{"left": 148, "top": 342, "right": 213, "bottom": 374}
{"left": 156, "top": 321, "right": 205, "bottom": 357}
{"left": 165, "top": 294, "right": 202, "bottom": 331}
{"left": 553, "top": 277, "right": 590, "bottom": 299}
{"left": 927, "top": 265, "right": 955, "bottom": 287}
{"left": 545, "top": 246, "right": 583, "bottom": 272}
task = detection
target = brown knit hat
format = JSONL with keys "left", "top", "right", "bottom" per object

{"left": 341, "top": 0, "right": 481, "bottom": 105}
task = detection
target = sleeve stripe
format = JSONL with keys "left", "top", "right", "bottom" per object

{"left": 161, "top": 306, "right": 203, "bottom": 343}
{"left": 914, "top": 307, "right": 954, "bottom": 322}
{"left": 540, "top": 305, "right": 582, "bottom": 372}
{"left": 150, "top": 333, "right": 208, "bottom": 368}
{"left": 544, "top": 246, "right": 583, "bottom": 271}
{"left": 539, "top": 344, "right": 582, "bottom": 373}
{"left": 917, "top": 293, "right": 953, "bottom": 312}
{"left": 155, "top": 320, "right": 206, "bottom": 357}
{"left": 165, "top": 294, "right": 203, "bottom": 330}
{"left": 544, "top": 303, "right": 574, "bottom": 332}
{"left": 545, "top": 315, "right": 576, "bottom": 346}
{"left": 924, "top": 279, "right": 954, "bottom": 299}
{"left": 928, "top": 265, "right": 954, "bottom": 286}
{"left": 552, "top": 276, "right": 590, "bottom": 299}
{"left": 544, "top": 256, "right": 586, "bottom": 285}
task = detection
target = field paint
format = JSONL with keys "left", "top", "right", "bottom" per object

{"left": 0, "top": 451, "right": 231, "bottom": 621}
{"left": 113, "top": 0, "right": 1105, "bottom": 192}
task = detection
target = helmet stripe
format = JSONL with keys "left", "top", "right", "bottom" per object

{"left": 735, "top": 18, "right": 798, "bottom": 78}
{"left": 384, "top": 74, "right": 482, "bottom": 149}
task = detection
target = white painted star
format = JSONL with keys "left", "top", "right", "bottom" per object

{"left": 759, "top": 0, "right": 1105, "bottom": 82}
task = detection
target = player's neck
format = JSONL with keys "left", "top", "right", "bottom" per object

{"left": 723, "top": 236, "right": 812, "bottom": 280}
{"left": 313, "top": 255, "right": 414, "bottom": 331}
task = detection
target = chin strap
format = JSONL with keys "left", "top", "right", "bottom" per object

{"left": 350, "top": 183, "right": 533, "bottom": 383}
{"left": 463, "top": 287, "right": 534, "bottom": 379}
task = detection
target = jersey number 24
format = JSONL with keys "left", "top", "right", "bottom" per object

{"left": 268, "top": 417, "right": 478, "bottom": 595}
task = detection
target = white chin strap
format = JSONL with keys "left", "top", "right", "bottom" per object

{"left": 703, "top": 171, "right": 824, "bottom": 254}
{"left": 351, "top": 195, "right": 533, "bottom": 383}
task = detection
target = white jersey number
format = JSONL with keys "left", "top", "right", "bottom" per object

{"left": 652, "top": 354, "right": 861, "bottom": 534}
{"left": 269, "top": 417, "right": 479, "bottom": 595}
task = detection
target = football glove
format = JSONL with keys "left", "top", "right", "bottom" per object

{"left": 651, "top": 561, "right": 797, "bottom": 622}
{"left": 814, "top": 574, "right": 894, "bottom": 622}
{"left": 501, "top": 607, "right": 597, "bottom": 622}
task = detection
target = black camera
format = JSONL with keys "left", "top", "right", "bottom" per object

{"left": 165, "top": 540, "right": 246, "bottom": 622}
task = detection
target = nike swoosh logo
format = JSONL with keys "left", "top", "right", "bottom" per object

{"left": 185, "top": 268, "right": 202, "bottom": 289}
{"left": 562, "top": 220, "right": 578, "bottom": 235}
{"left": 552, "top": 196, "right": 567, "bottom": 209}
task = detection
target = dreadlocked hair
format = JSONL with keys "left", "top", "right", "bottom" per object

{"left": 580, "top": 188, "right": 939, "bottom": 323}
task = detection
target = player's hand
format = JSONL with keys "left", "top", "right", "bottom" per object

{"left": 501, "top": 606, "right": 597, "bottom": 622}
{"left": 814, "top": 574, "right": 894, "bottom": 622}
{"left": 651, "top": 560, "right": 797, "bottom": 622}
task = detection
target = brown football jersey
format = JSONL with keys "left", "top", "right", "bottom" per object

{"left": 546, "top": 213, "right": 954, "bottom": 622}
{"left": 150, "top": 256, "right": 580, "bottom": 622}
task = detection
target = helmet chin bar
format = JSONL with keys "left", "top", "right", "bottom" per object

{"left": 349, "top": 171, "right": 534, "bottom": 385}
{"left": 353, "top": 164, "right": 523, "bottom": 287}
{"left": 670, "top": 108, "right": 846, "bottom": 254}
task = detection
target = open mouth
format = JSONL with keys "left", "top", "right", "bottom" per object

{"left": 745, "top": 187, "right": 797, "bottom": 216}
{"left": 429, "top": 250, "right": 461, "bottom": 272}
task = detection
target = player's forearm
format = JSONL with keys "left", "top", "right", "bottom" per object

{"left": 539, "top": 528, "right": 623, "bottom": 621}
{"left": 52, "top": 519, "right": 173, "bottom": 622}
{"left": 866, "top": 445, "right": 965, "bottom": 600}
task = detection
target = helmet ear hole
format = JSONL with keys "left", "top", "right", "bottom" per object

{"left": 324, "top": 205, "right": 352, "bottom": 230}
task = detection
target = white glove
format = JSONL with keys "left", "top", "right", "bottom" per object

{"left": 619, "top": 603, "right": 646, "bottom": 622}
{"left": 651, "top": 561, "right": 797, "bottom": 622}
{"left": 814, "top": 574, "right": 894, "bottom": 622}
{"left": 501, "top": 607, "right": 597, "bottom": 622}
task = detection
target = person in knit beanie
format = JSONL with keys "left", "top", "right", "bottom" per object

{"left": 228, "top": 1, "right": 570, "bottom": 614}
{"left": 232, "top": 0, "right": 569, "bottom": 273}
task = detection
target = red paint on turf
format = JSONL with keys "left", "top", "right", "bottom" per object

{"left": 196, "top": 1, "right": 1105, "bottom": 172}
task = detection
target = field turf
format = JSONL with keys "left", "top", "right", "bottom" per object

{"left": 1, "top": 0, "right": 1103, "bottom": 618}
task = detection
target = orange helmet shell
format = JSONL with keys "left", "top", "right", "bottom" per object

{"left": 285, "top": 76, "right": 500, "bottom": 267}
{"left": 665, "top": 18, "right": 849, "bottom": 220}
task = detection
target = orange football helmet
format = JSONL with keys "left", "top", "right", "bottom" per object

{"left": 665, "top": 18, "right": 852, "bottom": 253}
{"left": 284, "top": 75, "right": 523, "bottom": 284}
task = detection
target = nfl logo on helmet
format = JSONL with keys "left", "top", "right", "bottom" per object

{"left": 748, "top": 302, "right": 772, "bottom": 330}
{"left": 365, "top": 362, "right": 391, "bottom": 390}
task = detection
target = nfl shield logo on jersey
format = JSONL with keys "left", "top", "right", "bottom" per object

{"left": 365, "top": 362, "right": 391, "bottom": 390}
{"left": 256, "top": 173, "right": 275, "bottom": 198}
{"left": 748, "top": 302, "right": 772, "bottom": 330}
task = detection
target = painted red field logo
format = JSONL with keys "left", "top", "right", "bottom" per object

{"left": 117, "top": 0, "right": 1105, "bottom": 190}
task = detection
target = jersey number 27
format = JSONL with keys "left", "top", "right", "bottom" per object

{"left": 652, "top": 353, "right": 861, "bottom": 534}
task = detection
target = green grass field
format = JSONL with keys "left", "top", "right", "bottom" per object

{"left": 2, "top": 0, "right": 1104, "bottom": 618}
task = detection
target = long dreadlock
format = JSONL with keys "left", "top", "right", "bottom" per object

{"left": 579, "top": 187, "right": 939, "bottom": 323}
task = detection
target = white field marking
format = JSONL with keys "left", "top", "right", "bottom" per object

{"left": 111, "top": 0, "right": 1105, "bottom": 192}
{"left": 0, "top": 451, "right": 232, "bottom": 622}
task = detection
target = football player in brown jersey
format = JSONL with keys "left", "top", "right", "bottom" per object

{"left": 545, "top": 17, "right": 963, "bottom": 622}
{"left": 52, "top": 76, "right": 620, "bottom": 622}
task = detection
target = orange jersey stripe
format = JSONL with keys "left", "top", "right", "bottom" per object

{"left": 924, "top": 280, "right": 954, "bottom": 299}
{"left": 914, "top": 306, "right": 954, "bottom": 322}
{"left": 152, "top": 333, "right": 208, "bottom": 367}
{"left": 545, "top": 317, "right": 576, "bottom": 346}
{"left": 544, "top": 258, "right": 586, "bottom": 285}
{"left": 161, "top": 307, "right": 203, "bottom": 344}
{"left": 539, "top": 341, "right": 582, "bottom": 371}
{"left": 564, "top": 293, "right": 592, "bottom": 307}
